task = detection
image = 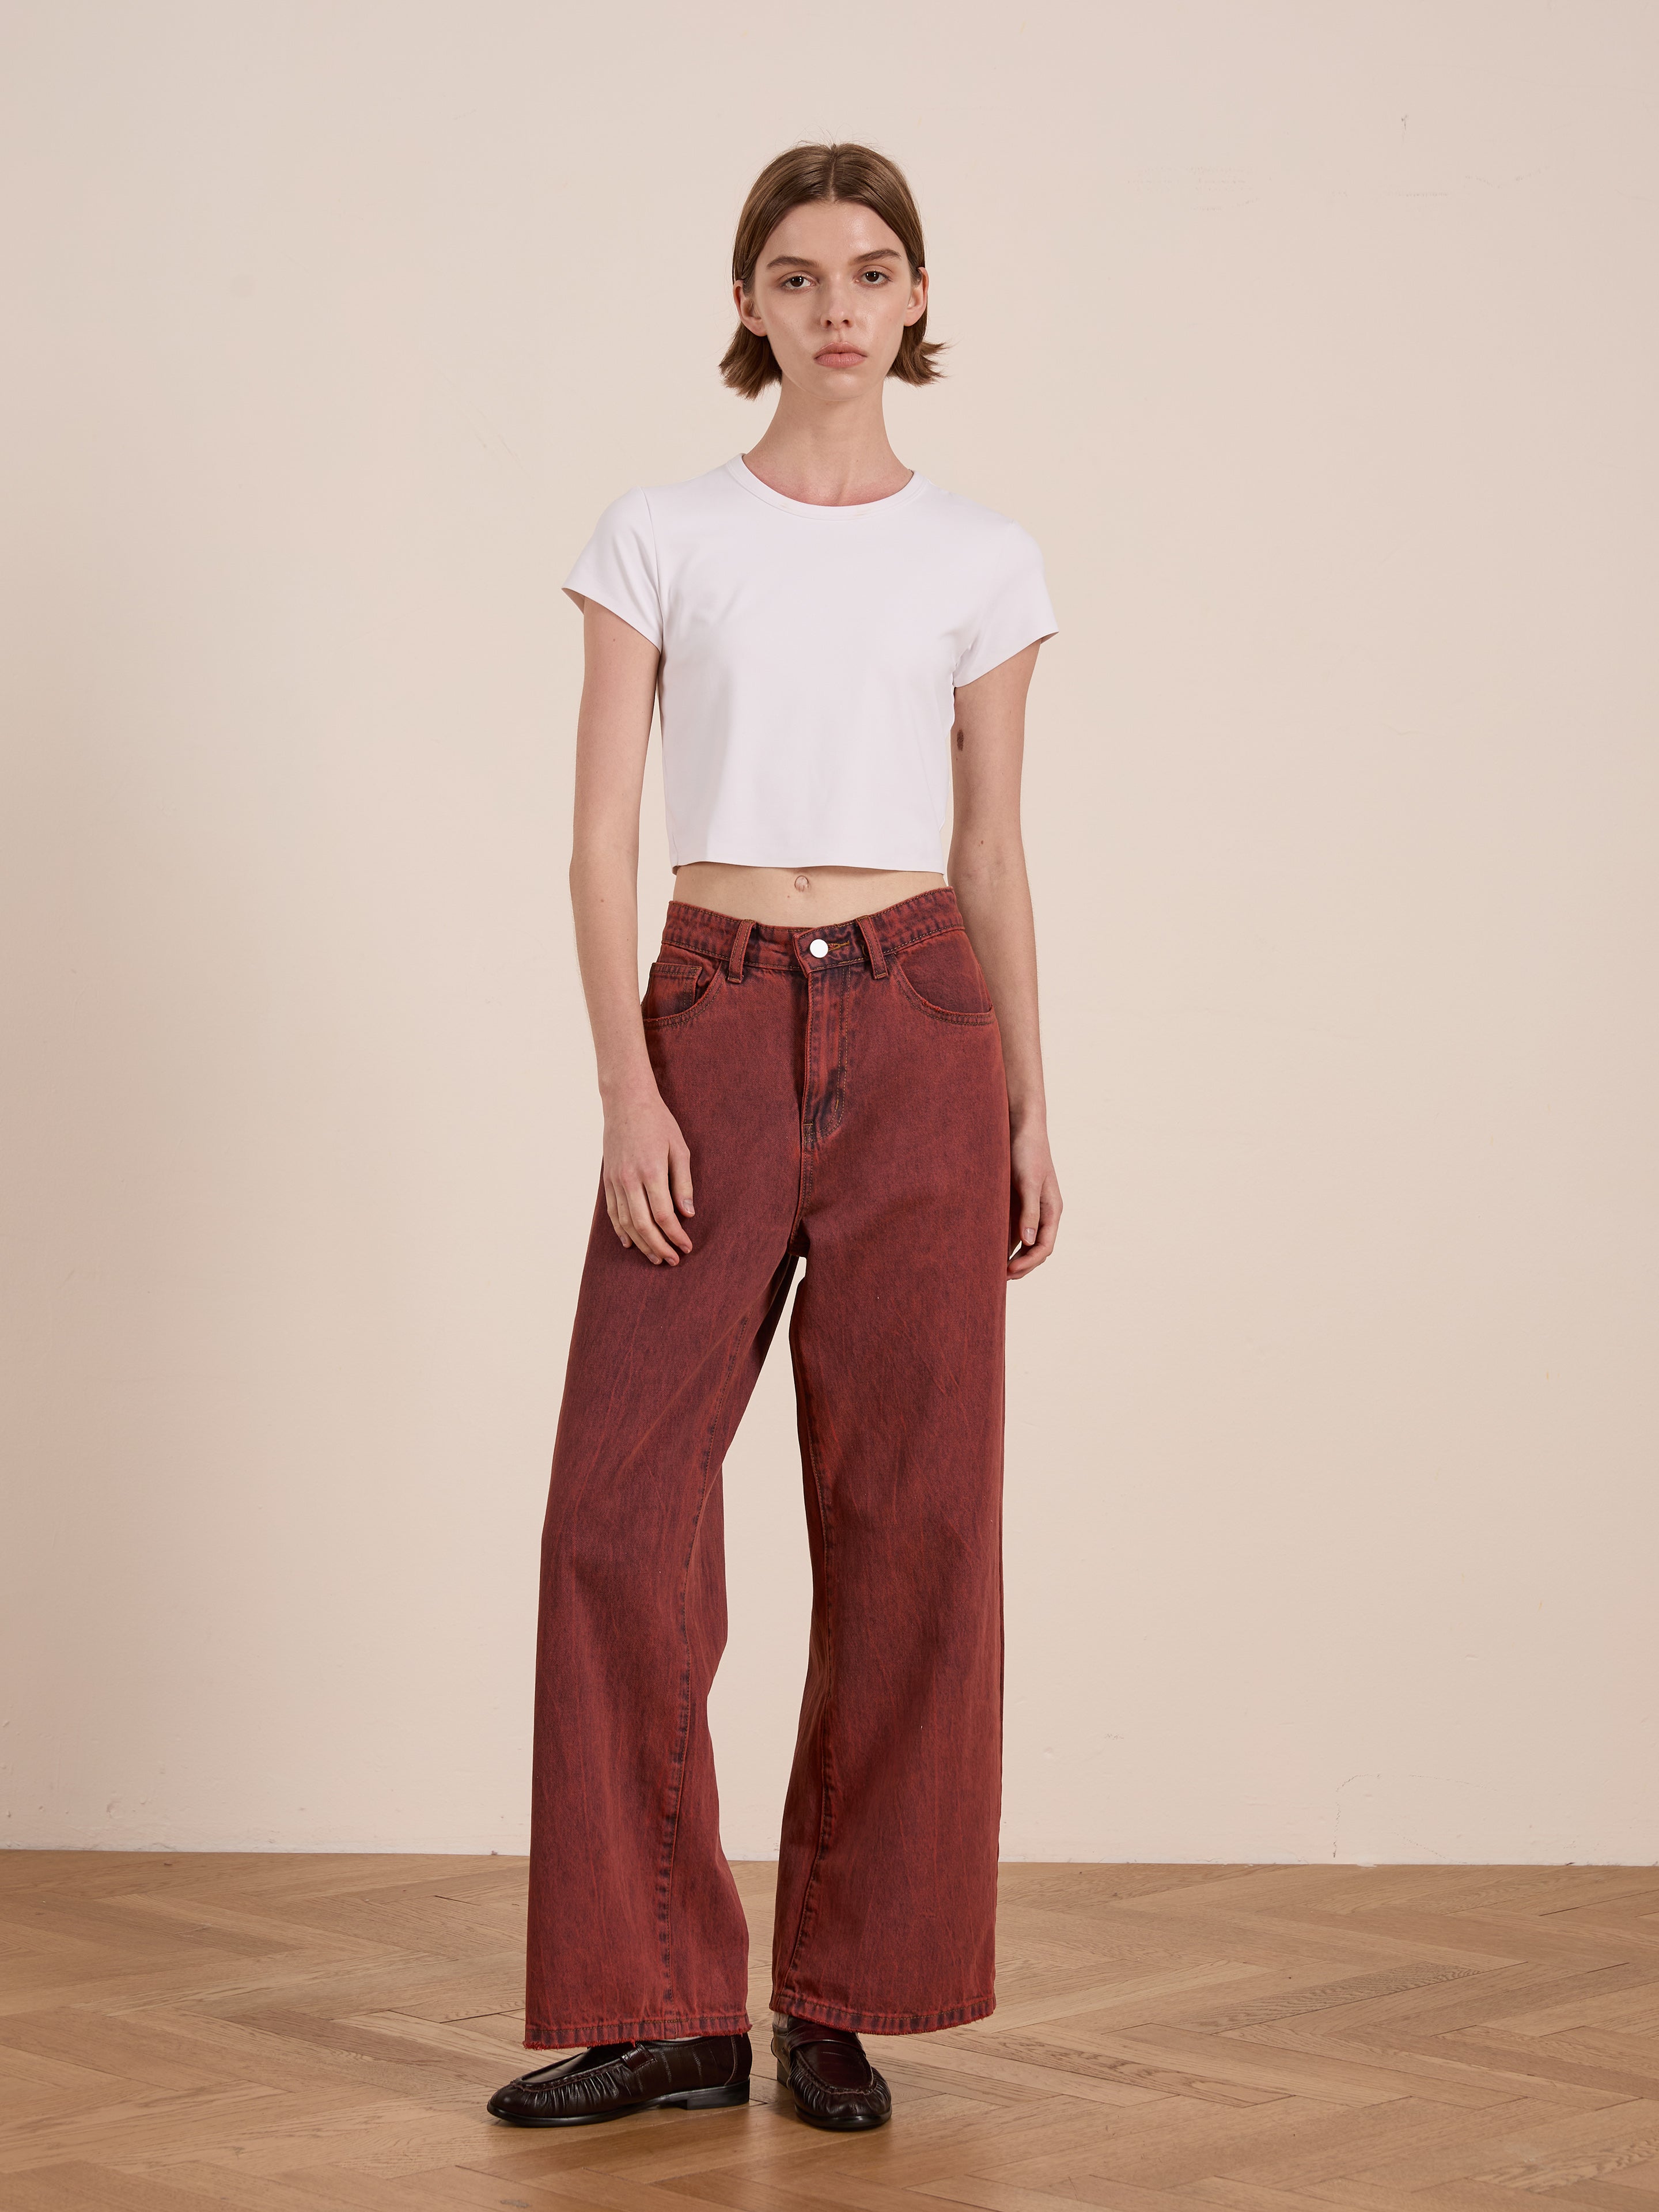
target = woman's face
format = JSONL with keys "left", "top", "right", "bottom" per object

{"left": 736, "top": 198, "right": 927, "bottom": 401}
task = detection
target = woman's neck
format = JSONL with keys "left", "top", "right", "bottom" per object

{"left": 741, "top": 385, "right": 911, "bottom": 508}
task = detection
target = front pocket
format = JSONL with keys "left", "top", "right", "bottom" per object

{"left": 641, "top": 956, "right": 724, "bottom": 1027}
{"left": 891, "top": 929, "right": 998, "bottom": 1024}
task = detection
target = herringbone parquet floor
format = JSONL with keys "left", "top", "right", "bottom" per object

{"left": 2, "top": 1854, "right": 1656, "bottom": 2210}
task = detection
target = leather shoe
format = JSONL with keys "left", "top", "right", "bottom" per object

{"left": 771, "top": 2012, "right": 892, "bottom": 2129}
{"left": 486, "top": 2032, "right": 751, "bottom": 2125}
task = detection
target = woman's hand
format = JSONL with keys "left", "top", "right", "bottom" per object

{"left": 1008, "top": 1118, "right": 1061, "bottom": 1279}
{"left": 603, "top": 1085, "right": 695, "bottom": 1264}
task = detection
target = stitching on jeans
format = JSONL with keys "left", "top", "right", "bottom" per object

{"left": 543, "top": 1245, "right": 652, "bottom": 1949}
{"left": 768, "top": 1990, "right": 995, "bottom": 2032}
{"left": 781, "top": 1317, "right": 837, "bottom": 1986}
{"left": 784, "top": 965, "right": 816, "bottom": 1234}
{"left": 884, "top": 917, "right": 966, "bottom": 953}
{"left": 656, "top": 1328, "right": 747, "bottom": 2003}
{"left": 660, "top": 906, "right": 967, "bottom": 973}
{"left": 641, "top": 967, "right": 728, "bottom": 1031}
{"left": 889, "top": 957, "right": 998, "bottom": 1025}
{"left": 525, "top": 2009, "right": 751, "bottom": 2049}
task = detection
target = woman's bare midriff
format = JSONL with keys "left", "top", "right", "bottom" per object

{"left": 671, "top": 862, "right": 947, "bottom": 928}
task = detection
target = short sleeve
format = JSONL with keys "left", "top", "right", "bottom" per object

{"left": 563, "top": 486, "right": 662, "bottom": 650}
{"left": 953, "top": 525, "right": 1058, "bottom": 687}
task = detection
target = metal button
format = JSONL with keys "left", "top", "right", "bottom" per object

{"left": 808, "top": 937, "right": 828, "bottom": 957}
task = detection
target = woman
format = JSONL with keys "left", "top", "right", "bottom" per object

{"left": 487, "top": 142, "right": 1060, "bottom": 2135}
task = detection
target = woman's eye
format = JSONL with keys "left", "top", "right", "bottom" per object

{"left": 781, "top": 274, "right": 810, "bottom": 289}
{"left": 859, "top": 268, "right": 889, "bottom": 283}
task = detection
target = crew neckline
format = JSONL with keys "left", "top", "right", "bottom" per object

{"left": 725, "top": 452, "right": 933, "bottom": 516}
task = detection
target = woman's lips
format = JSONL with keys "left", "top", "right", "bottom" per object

{"left": 815, "top": 348, "right": 865, "bottom": 366}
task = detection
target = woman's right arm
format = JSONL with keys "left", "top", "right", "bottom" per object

{"left": 569, "top": 597, "right": 695, "bottom": 1266}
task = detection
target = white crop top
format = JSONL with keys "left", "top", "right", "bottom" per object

{"left": 562, "top": 453, "right": 1058, "bottom": 871}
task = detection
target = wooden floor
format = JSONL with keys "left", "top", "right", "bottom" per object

{"left": 2, "top": 1856, "right": 1657, "bottom": 2210}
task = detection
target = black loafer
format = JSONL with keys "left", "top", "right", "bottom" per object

{"left": 771, "top": 2012, "right": 892, "bottom": 2129}
{"left": 486, "top": 2032, "right": 751, "bottom": 2125}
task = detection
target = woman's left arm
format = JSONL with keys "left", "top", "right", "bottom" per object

{"left": 948, "top": 639, "right": 1062, "bottom": 1279}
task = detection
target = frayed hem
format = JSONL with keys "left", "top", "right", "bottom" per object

{"left": 523, "top": 2009, "right": 751, "bottom": 2050}
{"left": 768, "top": 1988, "right": 995, "bottom": 2035}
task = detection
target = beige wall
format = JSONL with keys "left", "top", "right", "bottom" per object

{"left": 3, "top": 1, "right": 1655, "bottom": 1863}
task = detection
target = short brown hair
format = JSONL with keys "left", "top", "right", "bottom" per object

{"left": 720, "top": 142, "right": 946, "bottom": 398}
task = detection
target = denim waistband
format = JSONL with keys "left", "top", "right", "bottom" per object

{"left": 660, "top": 884, "right": 967, "bottom": 980}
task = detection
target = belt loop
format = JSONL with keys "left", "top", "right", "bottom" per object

{"left": 726, "top": 917, "right": 754, "bottom": 983}
{"left": 855, "top": 913, "right": 888, "bottom": 978}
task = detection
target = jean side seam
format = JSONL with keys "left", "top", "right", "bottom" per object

{"left": 781, "top": 1324, "right": 838, "bottom": 1987}
{"left": 656, "top": 1327, "right": 747, "bottom": 2008}
{"left": 543, "top": 1268, "right": 651, "bottom": 1968}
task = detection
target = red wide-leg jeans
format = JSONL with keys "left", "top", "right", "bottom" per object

{"left": 524, "top": 887, "right": 1011, "bottom": 2046}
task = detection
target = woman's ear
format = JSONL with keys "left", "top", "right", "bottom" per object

{"left": 733, "top": 279, "right": 766, "bottom": 338}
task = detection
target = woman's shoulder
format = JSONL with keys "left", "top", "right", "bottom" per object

{"left": 913, "top": 482, "right": 1048, "bottom": 575}
{"left": 586, "top": 460, "right": 743, "bottom": 529}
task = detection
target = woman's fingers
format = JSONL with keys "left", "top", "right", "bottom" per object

{"left": 668, "top": 1136, "right": 695, "bottom": 1219}
{"left": 1034, "top": 1181, "right": 1062, "bottom": 1258}
{"left": 618, "top": 1175, "right": 680, "bottom": 1263}
{"left": 1007, "top": 1172, "right": 1062, "bottom": 1278}
{"left": 642, "top": 1163, "right": 694, "bottom": 1256}
{"left": 604, "top": 1179, "right": 634, "bottom": 1249}
{"left": 607, "top": 1162, "right": 694, "bottom": 1264}
{"left": 1007, "top": 1167, "right": 1039, "bottom": 1264}
{"left": 601, "top": 1100, "right": 696, "bottom": 1264}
